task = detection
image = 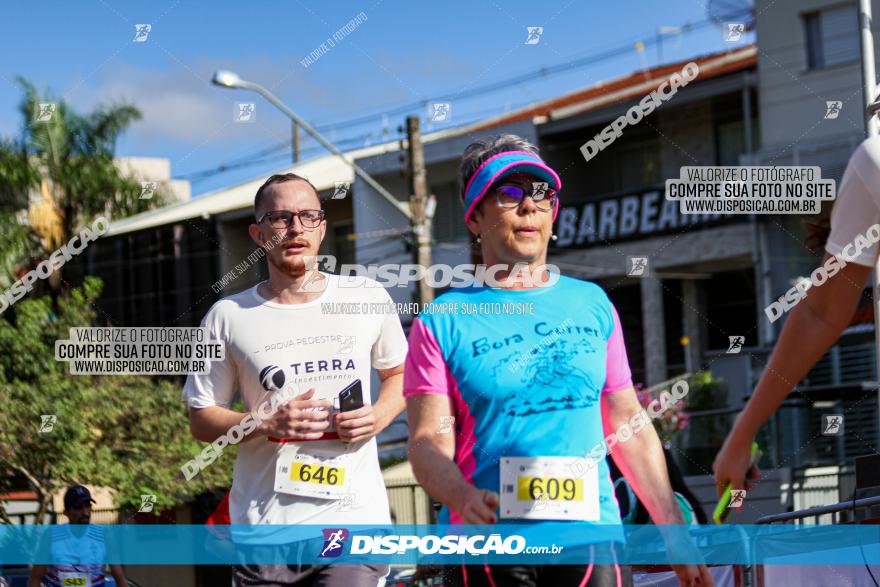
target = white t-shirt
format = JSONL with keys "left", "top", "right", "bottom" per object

{"left": 183, "top": 273, "right": 407, "bottom": 529}
{"left": 826, "top": 136, "right": 880, "bottom": 266}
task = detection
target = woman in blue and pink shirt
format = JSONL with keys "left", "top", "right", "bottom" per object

{"left": 404, "top": 135, "right": 712, "bottom": 587}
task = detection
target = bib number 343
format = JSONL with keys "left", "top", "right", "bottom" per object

{"left": 59, "top": 573, "right": 90, "bottom": 587}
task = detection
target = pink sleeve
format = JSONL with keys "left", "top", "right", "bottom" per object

{"left": 602, "top": 303, "right": 634, "bottom": 395}
{"left": 404, "top": 318, "right": 451, "bottom": 397}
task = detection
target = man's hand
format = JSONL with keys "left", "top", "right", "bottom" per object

{"left": 259, "top": 389, "right": 331, "bottom": 440}
{"left": 671, "top": 563, "right": 713, "bottom": 587}
{"left": 335, "top": 405, "right": 378, "bottom": 443}
{"left": 451, "top": 486, "right": 499, "bottom": 524}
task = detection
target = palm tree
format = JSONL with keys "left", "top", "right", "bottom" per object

{"left": 0, "top": 77, "right": 166, "bottom": 295}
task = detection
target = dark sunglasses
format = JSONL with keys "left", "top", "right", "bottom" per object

{"left": 492, "top": 183, "right": 558, "bottom": 211}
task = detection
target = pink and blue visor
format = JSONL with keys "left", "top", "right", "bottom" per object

{"left": 462, "top": 150, "right": 562, "bottom": 223}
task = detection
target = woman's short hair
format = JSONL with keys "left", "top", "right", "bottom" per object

{"left": 459, "top": 134, "right": 542, "bottom": 201}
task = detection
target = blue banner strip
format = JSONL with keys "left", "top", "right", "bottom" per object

{"left": 2, "top": 524, "right": 880, "bottom": 565}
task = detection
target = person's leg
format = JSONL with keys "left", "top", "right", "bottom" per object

{"left": 539, "top": 564, "right": 632, "bottom": 587}
{"left": 311, "top": 564, "right": 390, "bottom": 587}
{"left": 232, "top": 564, "right": 317, "bottom": 587}
{"left": 536, "top": 543, "right": 632, "bottom": 587}
{"left": 232, "top": 542, "right": 320, "bottom": 587}
{"left": 444, "top": 563, "right": 538, "bottom": 587}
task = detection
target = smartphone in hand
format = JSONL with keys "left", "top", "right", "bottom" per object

{"left": 339, "top": 379, "right": 364, "bottom": 412}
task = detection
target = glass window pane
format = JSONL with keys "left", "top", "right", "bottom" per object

{"left": 804, "top": 12, "right": 823, "bottom": 69}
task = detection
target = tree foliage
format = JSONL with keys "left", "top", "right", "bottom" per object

{"left": 0, "top": 77, "right": 168, "bottom": 291}
{"left": 0, "top": 278, "right": 233, "bottom": 523}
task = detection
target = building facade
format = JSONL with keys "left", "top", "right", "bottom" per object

{"left": 65, "top": 18, "right": 879, "bottom": 512}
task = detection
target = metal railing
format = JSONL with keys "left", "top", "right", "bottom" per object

{"left": 386, "top": 479, "right": 436, "bottom": 525}
{"left": 5, "top": 511, "right": 56, "bottom": 525}
{"left": 749, "top": 495, "right": 880, "bottom": 586}
{"left": 5, "top": 508, "right": 118, "bottom": 525}
{"left": 756, "top": 494, "right": 880, "bottom": 525}
{"left": 785, "top": 466, "right": 856, "bottom": 520}
{"left": 805, "top": 341, "right": 876, "bottom": 387}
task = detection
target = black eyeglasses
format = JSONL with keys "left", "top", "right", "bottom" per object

{"left": 493, "top": 183, "right": 558, "bottom": 211}
{"left": 258, "top": 209, "right": 326, "bottom": 229}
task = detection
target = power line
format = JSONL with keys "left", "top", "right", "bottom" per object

{"left": 307, "top": 18, "right": 719, "bottom": 135}
{"left": 180, "top": 17, "right": 734, "bottom": 186}
{"left": 178, "top": 131, "right": 382, "bottom": 183}
{"left": 179, "top": 94, "right": 566, "bottom": 184}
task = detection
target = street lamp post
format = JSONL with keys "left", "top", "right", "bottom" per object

{"left": 212, "top": 70, "right": 409, "bottom": 217}
{"left": 212, "top": 70, "right": 435, "bottom": 305}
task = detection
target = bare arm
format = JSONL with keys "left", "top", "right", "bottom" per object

{"left": 714, "top": 258, "right": 872, "bottom": 492}
{"left": 188, "top": 405, "right": 265, "bottom": 443}
{"left": 188, "top": 389, "right": 332, "bottom": 443}
{"left": 406, "top": 394, "right": 498, "bottom": 523}
{"left": 604, "top": 387, "right": 714, "bottom": 587}
{"left": 602, "top": 387, "right": 682, "bottom": 524}
{"left": 109, "top": 564, "right": 126, "bottom": 585}
{"left": 27, "top": 529, "right": 51, "bottom": 587}
{"left": 373, "top": 364, "right": 406, "bottom": 431}
{"left": 27, "top": 565, "right": 46, "bottom": 587}
{"left": 335, "top": 364, "right": 406, "bottom": 443}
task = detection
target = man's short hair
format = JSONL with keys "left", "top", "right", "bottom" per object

{"left": 254, "top": 173, "right": 321, "bottom": 218}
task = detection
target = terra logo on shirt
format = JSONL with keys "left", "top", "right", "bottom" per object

{"left": 259, "top": 361, "right": 357, "bottom": 391}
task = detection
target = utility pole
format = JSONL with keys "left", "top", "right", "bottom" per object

{"left": 211, "top": 70, "right": 433, "bottom": 304}
{"left": 292, "top": 122, "right": 300, "bottom": 163}
{"left": 860, "top": 0, "right": 878, "bottom": 137}
{"left": 656, "top": 26, "right": 681, "bottom": 67}
{"left": 405, "top": 115, "right": 435, "bottom": 305}
{"left": 656, "top": 30, "right": 663, "bottom": 65}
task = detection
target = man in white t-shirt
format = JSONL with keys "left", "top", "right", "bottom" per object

{"left": 824, "top": 136, "right": 880, "bottom": 262}
{"left": 184, "top": 172, "right": 407, "bottom": 586}
{"left": 714, "top": 137, "right": 880, "bottom": 498}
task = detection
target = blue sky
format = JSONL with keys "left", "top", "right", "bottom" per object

{"left": 0, "top": 1, "right": 753, "bottom": 195}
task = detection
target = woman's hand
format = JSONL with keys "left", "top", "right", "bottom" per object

{"left": 453, "top": 486, "right": 499, "bottom": 524}
{"left": 671, "top": 563, "right": 714, "bottom": 586}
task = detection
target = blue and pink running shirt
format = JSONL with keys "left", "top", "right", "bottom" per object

{"left": 404, "top": 275, "right": 633, "bottom": 539}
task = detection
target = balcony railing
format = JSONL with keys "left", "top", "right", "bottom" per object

{"left": 803, "top": 341, "right": 876, "bottom": 387}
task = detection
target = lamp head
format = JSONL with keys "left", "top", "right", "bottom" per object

{"left": 212, "top": 70, "right": 241, "bottom": 89}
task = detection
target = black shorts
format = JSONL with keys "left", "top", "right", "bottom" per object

{"left": 443, "top": 563, "right": 631, "bottom": 587}
{"left": 230, "top": 537, "right": 389, "bottom": 587}
{"left": 441, "top": 543, "right": 632, "bottom": 587}
{"left": 232, "top": 563, "right": 389, "bottom": 587}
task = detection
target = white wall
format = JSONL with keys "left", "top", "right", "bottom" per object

{"left": 116, "top": 156, "right": 192, "bottom": 203}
